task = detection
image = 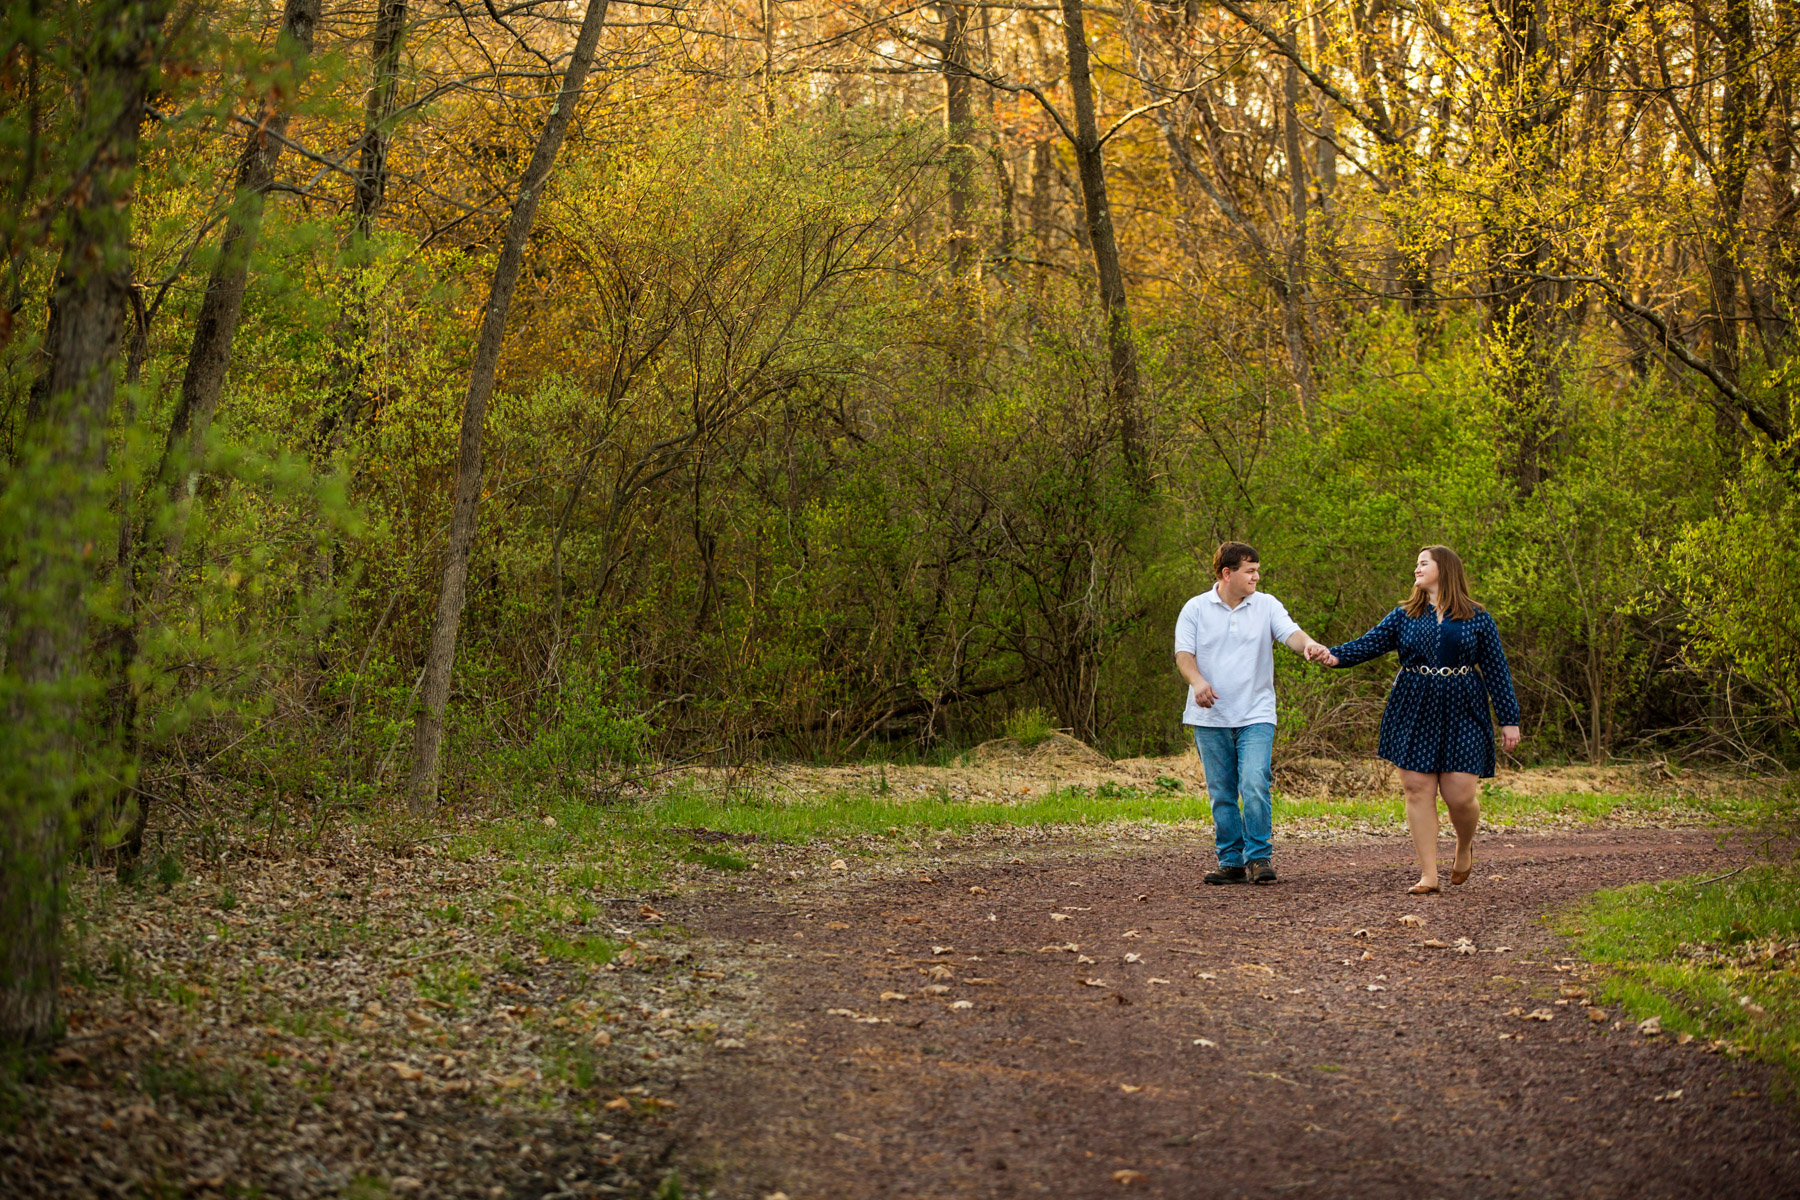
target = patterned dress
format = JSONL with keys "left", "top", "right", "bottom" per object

{"left": 1328, "top": 606, "right": 1521, "bottom": 778}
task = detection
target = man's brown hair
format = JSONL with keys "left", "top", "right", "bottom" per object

{"left": 1212, "top": 541, "right": 1259, "bottom": 578}
{"left": 1404, "top": 544, "right": 1482, "bottom": 622}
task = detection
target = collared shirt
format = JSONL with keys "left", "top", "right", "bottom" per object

{"left": 1173, "top": 586, "right": 1301, "bottom": 728}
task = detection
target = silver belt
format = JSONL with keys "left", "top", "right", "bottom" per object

{"left": 1403, "top": 665, "right": 1475, "bottom": 677}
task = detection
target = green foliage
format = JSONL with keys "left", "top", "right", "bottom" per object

{"left": 1004, "top": 707, "right": 1056, "bottom": 748}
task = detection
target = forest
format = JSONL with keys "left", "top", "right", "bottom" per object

{"left": 2, "top": 0, "right": 1798, "bottom": 1047}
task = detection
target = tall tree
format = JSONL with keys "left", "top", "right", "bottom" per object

{"left": 406, "top": 0, "right": 613, "bottom": 811}
{"left": 944, "top": 0, "right": 976, "bottom": 277}
{"left": 1, "top": 0, "right": 167, "bottom": 1046}
{"left": 1059, "top": 0, "right": 1142, "bottom": 481}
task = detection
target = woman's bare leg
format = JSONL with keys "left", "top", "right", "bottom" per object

{"left": 1399, "top": 769, "right": 1442, "bottom": 889}
{"left": 1440, "top": 772, "right": 1481, "bottom": 876}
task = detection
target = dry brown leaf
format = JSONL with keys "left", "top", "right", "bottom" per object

{"left": 1113, "top": 1169, "right": 1147, "bottom": 1186}
{"left": 1586, "top": 1007, "right": 1610, "bottom": 1023}
{"left": 591, "top": 1030, "right": 613, "bottom": 1046}
{"left": 1147, "top": 977, "right": 1172, "bottom": 985}
{"left": 932, "top": 945, "right": 954, "bottom": 955}
{"left": 1560, "top": 986, "right": 1589, "bottom": 999}
{"left": 388, "top": 1061, "right": 425, "bottom": 1082}
{"left": 1193, "top": 1037, "right": 1218, "bottom": 1048}
{"left": 927, "top": 965, "right": 955, "bottom": 981}
{"left": 829, "top": 860, "right": 847, "bottom": 871}
{"left": 1119, "top": 1084, "right": 1141, "bottom": 1093}
{"left": 921, "top": 984, "right": 951, "bottom": 996}
{"left": 1638, "top": 1016, "right": 1662, "bottom": 1036}
{"left": 825, "top": 922, "right": 851, "bottom": 930}
{"left": 639, "top": 905, "right": 663, "bottom": 922}
{"left": 604, "top": 1096, "right": 631, "bottom": 1111}
{"left": 949, "top": 1000, "right": 974, "bottom": 1010}
{"left": 1352, "top": 928, "right": 1371, "bottom": 938}
{"left": 1524, "top": 1009, "right": 1554, "bottom": 1021}
{"left": 1082, "top": 978, "right": 1108, "bottom": 987}
{"left": 1653, "top": 1089, "right": 1683, "bottom": 1102}
{"left": 969, "top": 886, "right": 989, "bottom": 895}
{"left": 880, "top": 991, "right": 909, "bottom": 1002}
{"left": 1399, "top": 915, "right": 1424, "bottom": 928}
{"left": 1120, "top": 930, "right": 1141, "bottom": 939}
{"left": 1050, "top": 913, "right": 1071, "bottom": 922}
{"left": 1421, "top": 939, "right": 1448, "bottom": 949}
{"left": 1123, "top": 952, "right": 1142, "bottom": 964}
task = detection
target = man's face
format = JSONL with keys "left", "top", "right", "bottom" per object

{"left": 1220, "top": 559, "right": 1260, "bottom": 596}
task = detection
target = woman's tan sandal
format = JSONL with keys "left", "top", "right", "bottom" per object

{"left": 1407, "top": 882, "right": 1441, "bottom": 895}
{"left": 1450, "top": 847, "right": 1474, "bottom": 885}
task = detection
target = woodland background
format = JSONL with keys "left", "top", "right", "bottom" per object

{"left": 3, "top": 0, "right": 1799, "bottom": 1039}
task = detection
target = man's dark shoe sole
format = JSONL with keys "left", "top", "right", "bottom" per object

{"left": 1204, "top": 868, "right": 1249, "bottom": 885}
{"left": 1249, "top": 860, "right": 1278, "bottom": 884}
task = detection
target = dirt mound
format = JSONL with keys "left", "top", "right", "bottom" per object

{"left": 970, "top": 732, "right": 1114, "bottom": 771}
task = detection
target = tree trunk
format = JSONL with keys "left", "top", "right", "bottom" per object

{"left": 2, "top": 0, "right": 165, "bottom": 1048}
{"left": 1059, "top": 0, "right": 1142, "bottom": 483}
{"left": 149, "top": 0, "right": 321, "bottom": 595}
{"left": 1281, "top": 13, "right": 1316, "bottom": 427}
{"left": 405, "top": 0, "right": 612, "bottom": 812}
{"left": 944, "top": 0, "right": 976, "bottom": 277}
{"left": 1705, "top": 0, "right": 1756, "bottom": 417}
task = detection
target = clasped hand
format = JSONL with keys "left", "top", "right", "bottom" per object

{"left": 1303, "top": 641, "right": 1339, "bottom": 667}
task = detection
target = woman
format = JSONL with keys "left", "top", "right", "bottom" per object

{"left": 1310, "top": 546, "right": 1522, "bottom": 894}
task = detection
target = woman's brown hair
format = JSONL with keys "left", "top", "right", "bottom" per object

{"left": 1404, "top": 545, "right": 1482, "bottom": 622}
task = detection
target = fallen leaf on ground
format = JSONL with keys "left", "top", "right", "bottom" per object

{"left": 1039, "top": 943, "right": 1080, "bottom": 953}
{"left": 927, "top": 965, "right": 955, "bottom": 981}
{"left": 1050, "top": 913, "right": 1071, "bottom": 921}
{"left": 1676, "top": 1032, "right": 1694, "bottom": 1045}
{"left": 1119, "top": 1084, "right": 1141, "bottom": 1093}
{"left": 1560, "top": 986, "right": 1590, "bottom": 999}
{"left": 1113, "top": 1169, "right": 1147, "bottom": 1186}
{"left": 592, "top": 1030, "right": 612, "bottom": 1046}
{"left": 1077, "top": 955, "right": 1096, "bottom": 964}
{"left": 639, "top": 905, "right": 663, "bottom": 922}
{"left": 1123, "top": 952, "right": 1142, "bottom": 963}
{"left": 388, "top": 1062, "right": 425, "bottom": 1082}
{"left": 1587, "top": 1007, "right": 1610, "bottom": 1023}
{"left": 1352, "top": 929, "right": 1370, "bottom": 938}
{"left": 1135, "top": 894, "right": 1149, "bottom": 902}
{"left": 1421, "top": 939, "right": 1448, "bottom": 949}
{"left": 1366, "top": 984, "right": 1386, "bottom": 992}
{"left": 1082, "top": 978, "right": 1108, "bottom": 987}
{"left": 1120, "top": 930, "right": 1141, "bottom": 939}
{"left": 604, "top": 1096, "right": 631, "bottom": 1111}
{"left": 829, "top": 860, "right": 847, "bottom": 871}
{"left": 1454, "top": 939, "right": 1477, "bottom": 955}
{"left": 880, "top": 991, "right": 908, "bottom": 1002}
{"left": 1399, "top": 915, "right": 1424, "bottom": 927}
{"left": 932, "top": 945, "right": 954, "bottom": 955}
{"left": 1654, "top": 1089, "right": 1683, "bottom": 1102}
{"left": 825, "top": 921, "right": 850, "bottom": 930}
{"left": 1638, "top": 1016, "right": 1662, "bottom": 1036}
{"left": 1194, "top": 972, "right": 1216, "bottom": 980}
{"left": 1193, "top": 1038, "right": 1218, "bottom": 1048}
{"left": 965, "top": 977, "right": 999, "bottom": 985}
{"left": 1148, "top": 977, "right": 1172, "bottom": 985}
{"left": 949, "top": 1000, "right": 974, "bottom": 1010}
{"left": 969, "top": 886, "right": 989, "bottom": 895}
{"left": 1523, "top": 1009, "right": 1554, "bottom": 1021}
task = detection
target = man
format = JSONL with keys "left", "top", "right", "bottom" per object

{"left": 1174, "top": 542, "right": 1329, "bottom": 885}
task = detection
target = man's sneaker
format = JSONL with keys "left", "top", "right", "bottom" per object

{"left": 1249, "top": 859, "right": 1277, "bottom": 884}
{"left": 1204, "top": 865, "right": 1249, "bottom": 885}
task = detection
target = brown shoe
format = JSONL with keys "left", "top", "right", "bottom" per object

{"left": 1407, "top": 882, "right": 1441, "bottom": 895}
{"left": 1450, "top": 845, "right": 1473, "bottom": 886}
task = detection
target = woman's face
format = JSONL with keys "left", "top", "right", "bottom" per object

{"left": 1414, "top": 550, "right": 1440, "bottom": 592}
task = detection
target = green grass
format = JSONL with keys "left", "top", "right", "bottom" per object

{"left": 1559, "top": 863, "right": 1800, "bottom": 1090}
{"left": 1003, "top": 707, "right": 1057, "bottom": 748}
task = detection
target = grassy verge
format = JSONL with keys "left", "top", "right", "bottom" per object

{"left": 444, "top": 777, "right": 1770, "bottom": 875}
{"left": 1558, "top": 862, "right": 1800, "bottom": 1090}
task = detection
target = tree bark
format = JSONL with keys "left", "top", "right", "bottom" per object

{"left": 1281, "top": 11, "right": 1316, "bottom": 426}
{"left": 1059, "top": 0, "right": 1142, "bottom": 483}
{"left": 944, "top": 0, "right": 976, "bottom": 277}
{"left": 149, "top": 0, "right": 321, "bottom": 595}
{"left": 2, "top": 0, "right": 165, "bottom": 1047}
{"left": 405, "top": 0, "right": 612, "bottom": 811}
{"left": 1704, "top": 0, "right": 1757, "bottom": 406}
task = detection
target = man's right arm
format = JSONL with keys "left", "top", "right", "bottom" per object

{"left": 1175, "top": 650, "right": 1217, "bottom": 709}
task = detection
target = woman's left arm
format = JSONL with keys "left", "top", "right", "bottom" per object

{"left": 1477, "top": 613, "right": 1522, "bottom": 752}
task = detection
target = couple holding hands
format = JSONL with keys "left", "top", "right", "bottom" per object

{"left": 1174, "top": 541, "right": 1522, "bottom": 895}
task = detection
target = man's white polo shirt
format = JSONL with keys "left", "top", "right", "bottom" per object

{"left": 1173, "top": 585, "right": 1300, "bottom": 728}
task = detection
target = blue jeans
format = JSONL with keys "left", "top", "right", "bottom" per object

{"left": 1193, "top": 723, "right": 1276, "bottom": 867}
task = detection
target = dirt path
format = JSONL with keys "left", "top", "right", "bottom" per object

{"left": 667, "top": 830, "right": 1800, "bottom": 1199}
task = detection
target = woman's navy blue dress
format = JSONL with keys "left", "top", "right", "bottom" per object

{"left": 1328, "top": 607, "right": 1521, "bottom": 778}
